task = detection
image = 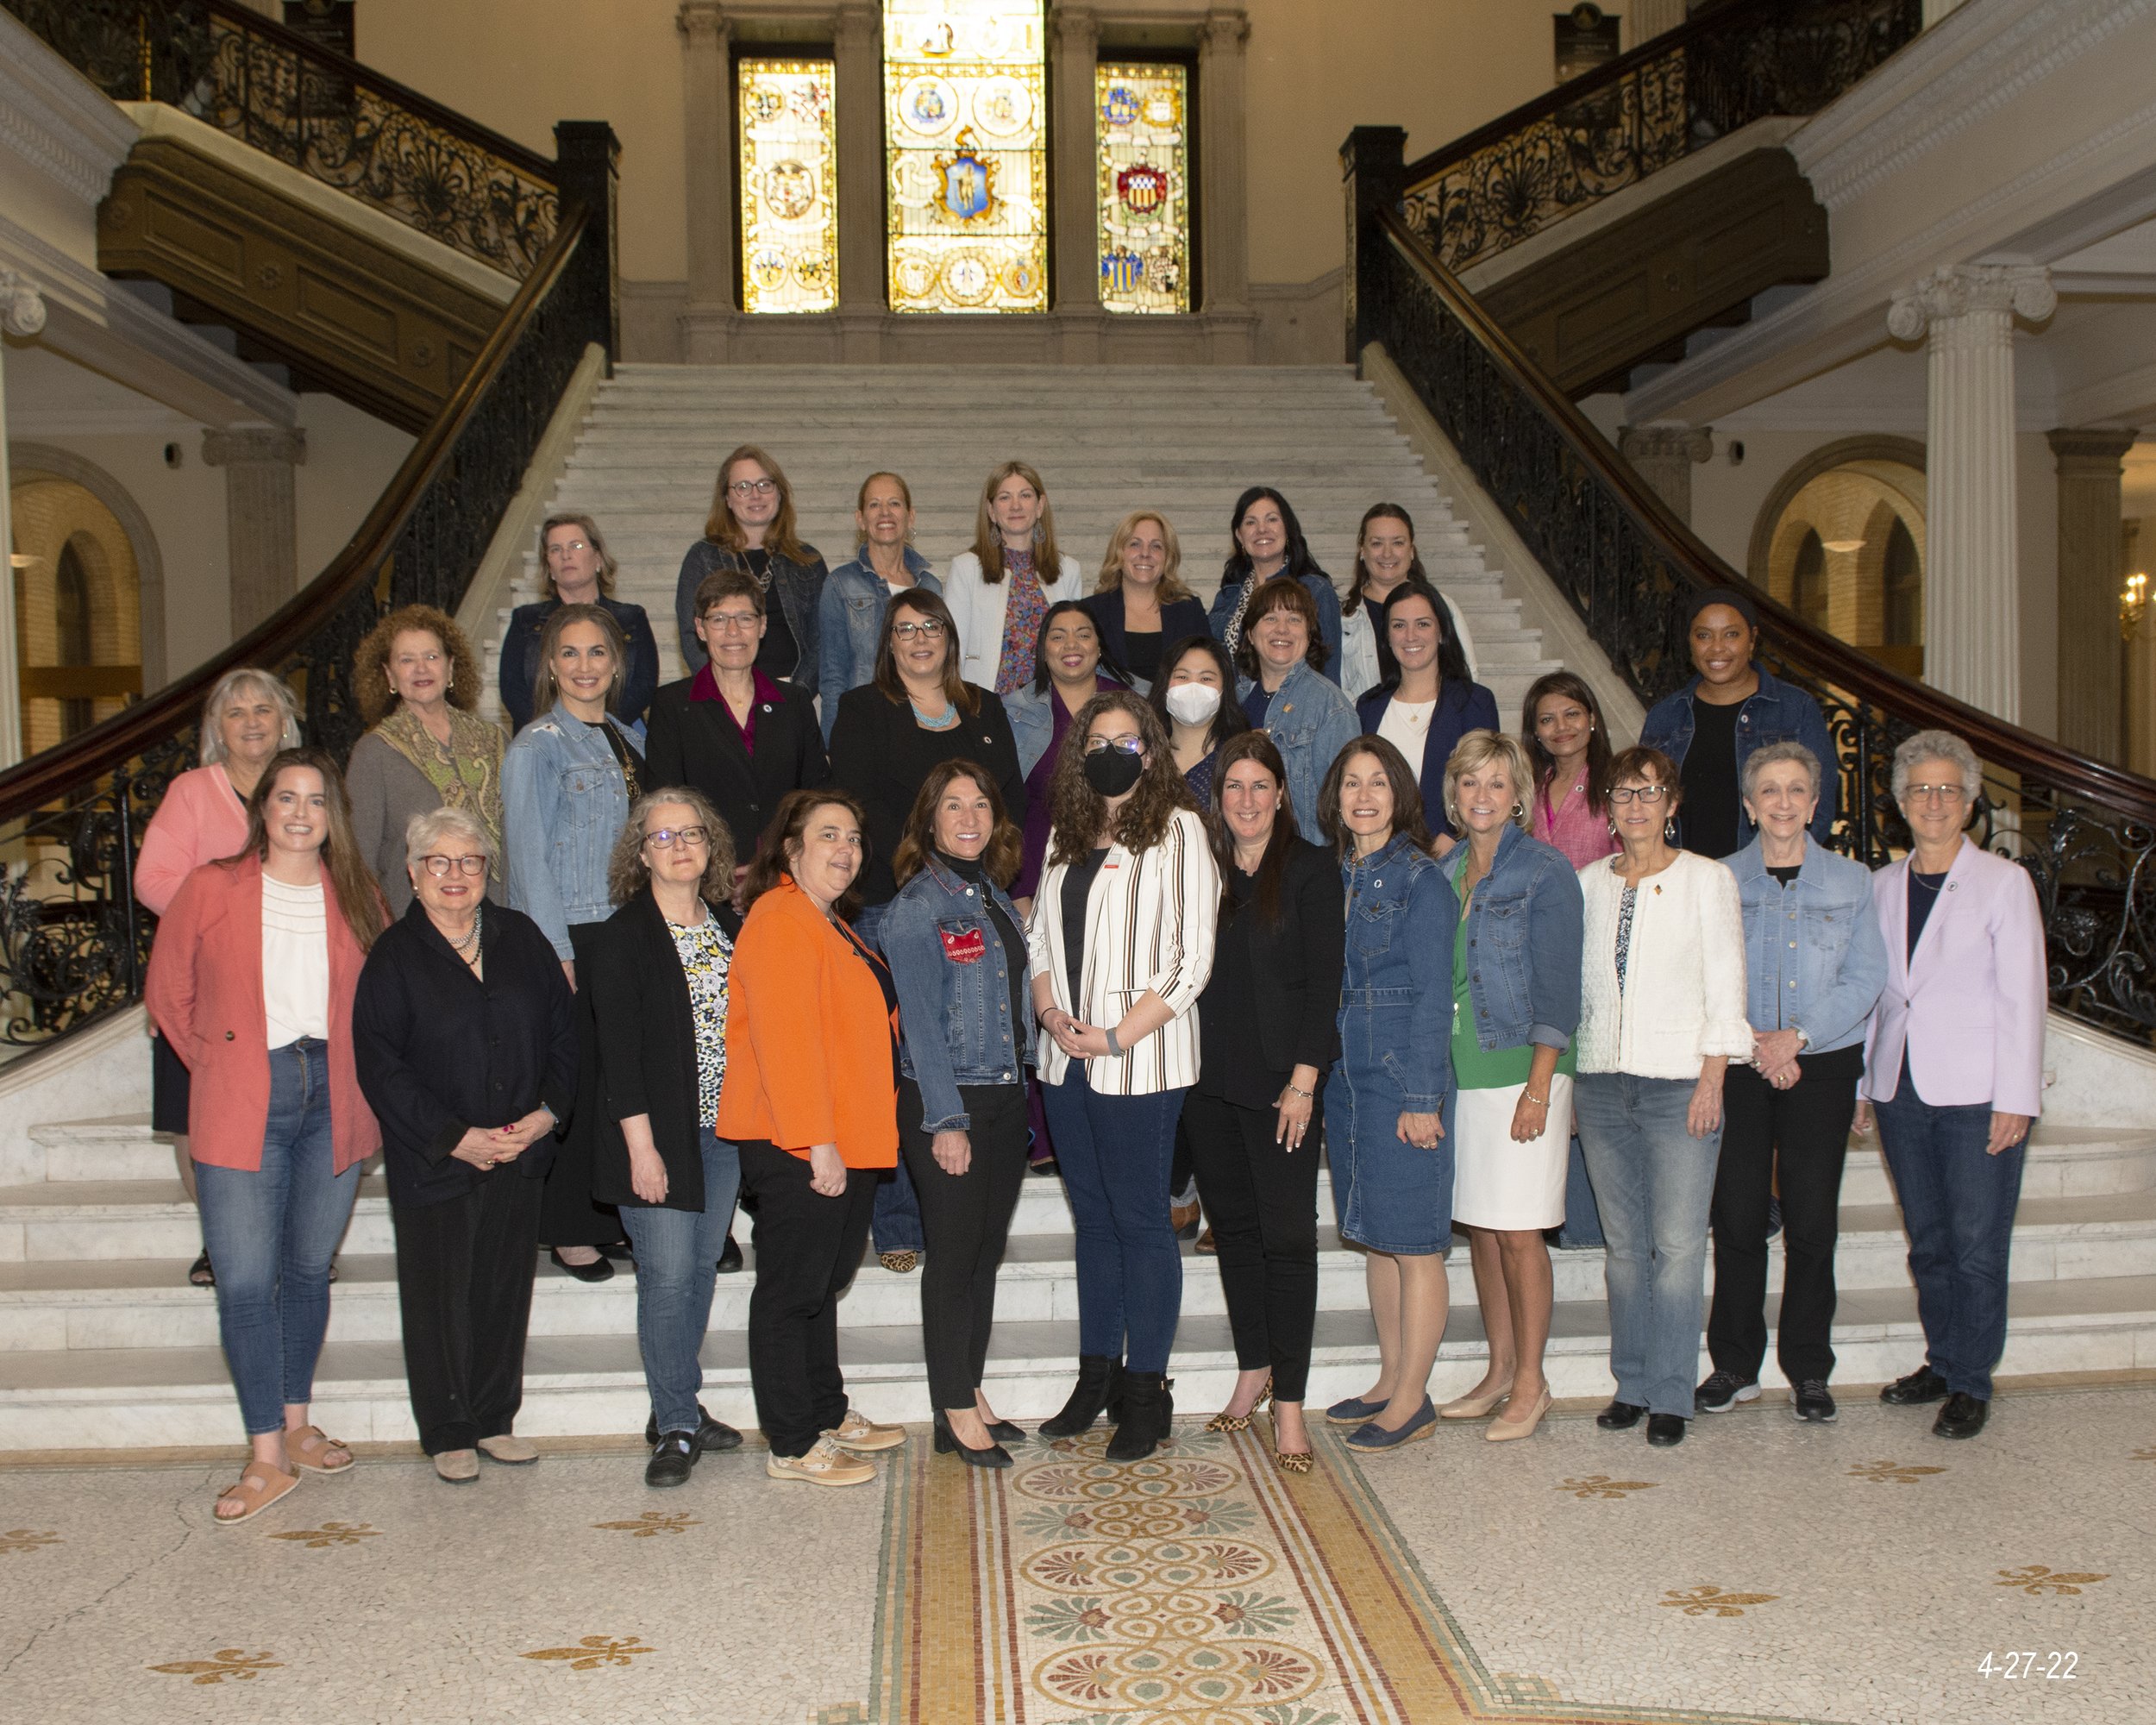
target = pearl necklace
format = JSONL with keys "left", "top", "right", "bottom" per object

{"left": 448, "top": 905, "right": 483, "bottom": 964}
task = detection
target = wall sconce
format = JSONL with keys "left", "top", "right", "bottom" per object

{"left": 2122, "top": 570, "right": 2148, "bottom": 642}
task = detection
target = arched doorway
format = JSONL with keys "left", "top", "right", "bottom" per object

{"left": 7, "top": 475, "right": 145, "bottom": 756}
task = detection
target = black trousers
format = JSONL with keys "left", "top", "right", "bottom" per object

{"left": 1708, "top": 1052, "right": 1861, "bottom": 1384}
{"left": 1182, "top": 1086, "right": 1320, "bottom": 1401}
{"left": 392, "top": 1170, "right": 544, "bottom": 1454}
{"left": 737, "top": 1139, "right": 877, "bottom": 1458}
{"left": 539, "top": 921, "right": 624, "bottom": 1249}
{"left": 898, "top": 1079, "right": 1029, "bottom": 1411}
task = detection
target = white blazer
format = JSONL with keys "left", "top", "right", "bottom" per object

{"left": 1027, "top": 806, "right": 1219, "bottom": 1095}
{"left": 1576, "top": 850, "right": 1752, "bottom": 1079}
{"left": 1338, "top": 591, "right": 1479, "bottom": 700}
{"left": 944, "top": 549, "right": 1087, "bottom": 688}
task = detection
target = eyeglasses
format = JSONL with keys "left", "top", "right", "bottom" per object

{"left": 644, "top": 825, "right": 710, "bottom": 850}
{"left": 1904, "top": 783, "right": 1970, "bottom": 805}
{"left": 545, "top": 539, "right": 590, "bottom": 558}
{"left": 419, "top": 854, "right": 487, "bottom": 877}
{"left": 1085, "top": 736, "right": 1146, "bottom": 756}
{"left": 891, "top": 619, "right": 946, "bottom": 640}
{"left": 702, "top": 610, "right": 761, "bottom": 633}
{"left": 1608, "top": 783, "right": 1670, "bottom": 805}
{"left": 728, "top": 478, "right": 778, "bottom": 497}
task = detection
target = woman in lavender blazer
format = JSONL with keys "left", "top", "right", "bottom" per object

{"left": 1855, "top": 730, "right": 2045, "bottom": 1443}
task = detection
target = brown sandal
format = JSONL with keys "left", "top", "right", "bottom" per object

{"left": 285, "top": 1425, "right": 355, "bottom": 1475}
{"left": 214, "top": 1461, "right": 300, "bottom": 1526}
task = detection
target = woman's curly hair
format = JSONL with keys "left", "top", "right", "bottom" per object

{"left": 354, "top": 605, "right": 481, "bottom": 727}
{"left": 607, "top": 786, "right": 738, "bottom": 906}
{"left": 1044, "top": 690, "right": 1195, "bottom": 869}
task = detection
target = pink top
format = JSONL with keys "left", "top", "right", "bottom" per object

{"left": 135, "top": 764, "right": 252, "bottom": 916}
{"left": 1534, "top": 768, "right": 1617, "bottom": 869}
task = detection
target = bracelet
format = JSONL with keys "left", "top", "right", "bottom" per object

{"left": 1103, "top": 1026, "right": 1122, "bottom": 1056}
{"left": 1284, "top": 1084, "right": 1313, "bottom": 1100}
{"left": 1522, "top": 1092, "right": 1549, "bottom": 1107}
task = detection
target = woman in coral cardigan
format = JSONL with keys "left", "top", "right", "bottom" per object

{"left": 143, "top": 748, "right": 385, "bottom": 1525}
{"left": 716, "top": 788, "right": 906, "bottom": 1488}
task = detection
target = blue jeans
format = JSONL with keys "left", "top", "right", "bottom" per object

{"left": 617, "top": 1129, "right": 742, "bottom": 1436}
{"left": 1573, "top": 1072, "right": 1719, "bottom": 1418}
{"left": 1874, "top": 1065, "right": 2026, "bottom": 1401}
{"left": 1557, "top": 1132, "right": 1606, "bottom": 1247}
{"left": 1043, "top": 1065, "right": 1186, "bottom": 1374}
{"left": 192, "top": 1039, "right": 360, "bottom": 1436}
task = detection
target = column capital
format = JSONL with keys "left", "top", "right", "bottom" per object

{"left": 2046, "top": 426, "right": 2139, "bottom": 472}
{"left": 1200, "top": 9, "right": 1250, "bottom": 53}
{"left": 834, "top": 2, "right": 878, "bottom": 47}
{"left": 676, "top": 0, "right": 731, "bottom": 48}
{"left": 202, "top": 426, "right": 307, "bottom": 467}
{"left": 0, "top": 267, "right": 47, "bottom": 337}
{"left": 1888, "top": 263, "right": 2054, "bottom": 341}
{"left": 1051, "top": 3, "right": 1099, "bottom": 48}
{"left": 1619, "top": 423, "right": 1714, "bottom": 465}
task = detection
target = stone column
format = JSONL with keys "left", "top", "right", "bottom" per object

{"left": 1622, "top": 1, "right": 1690, "bottom": 51}
{"left": 2048, "top": 428, "right": 2136, "bottom": 764}
{"left": 1887, "top": 263, "right": 2055, "bottom": 724}
{"left": 1618, "top": 423, "right": 1714, "bottom": 524}
{"left": 203, "top": 427, "right": 307, "bottom": 638}
{"left": 0, "top": 269, "right": 48, "bottom": 768}
{"left": 1198, "top": 9, "right": 1254, "bottom": 362}
{"left": 833, "top": 2, "right": 885, "bottom": 359}
{"left": 1051, "top": 4, "right": 1102, "bottom": 361}
{"left": 678, "top": 0, "right": 736, "bottom": 361}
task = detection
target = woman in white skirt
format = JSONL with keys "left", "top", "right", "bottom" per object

{"left": 1434, "top": 731, "right": 1585, "bottom": 1440}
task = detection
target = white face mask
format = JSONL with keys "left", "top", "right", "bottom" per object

{"left": 1164, "top": 682, "right": 1222, "bottom": 726}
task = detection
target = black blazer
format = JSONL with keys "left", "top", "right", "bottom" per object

{"left": 1206, "top": 837, "right": 1346, "bottom": 1088}
{"left": 1078, "top": 589, "right": 1211, "bottom": 684}
{"left": 352, "top": 900, "right": 578, "bottom": 1208}
{"left": 642, "top": 674, "right": 830, "bottom": 862}
{"left": 586, "top": 887, "right": 743, "bottom": 1213}
{"left": 498, "top": 595, "right": 661, "bottom": 733}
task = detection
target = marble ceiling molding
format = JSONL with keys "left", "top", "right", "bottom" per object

{"left": 0, "top": 10, "right": 139, "bottom": 211}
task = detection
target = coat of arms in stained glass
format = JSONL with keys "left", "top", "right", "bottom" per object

{"left": 1096, "top": 61, "right": 1190, "bottom": 315}
{"left": 737, "top": 60, "right": 837, "bottom": 314}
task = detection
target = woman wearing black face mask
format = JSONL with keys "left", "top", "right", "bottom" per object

{"left": 1030, "top": 691, "right": 1219, "bottom": 1462}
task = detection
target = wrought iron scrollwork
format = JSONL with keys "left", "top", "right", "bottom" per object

{"left": 1400, "top": 0, "right": 1919, "bottom": 273}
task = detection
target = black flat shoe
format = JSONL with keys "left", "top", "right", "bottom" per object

{"left": 598, "top": 1240, "right": 636, "bottom": 1263}
{"left": 933, "top": 1412, "right": 1012, "bottom": 1469}
{"left": 717, "top": 1233, "right": 743, "bottom": 1273}
{"left": 1645, "top": 1413, "right": 1687, "bottom": 1447}
{"left": 1596, "top": 1399, "right": 1647, "bottom": 1430}
{"left": 643, "top": 1402, "right": 742, "bottom": 1453}
{"left": 1879, "top": 1364, "right": 1948, "bottom": 1405}
{"left": 548, "top": 1247, "right": 614, "bottom": 1283}
{"left": 1932, "top": 1392, "right": 1989, "bottom": 1440}
{"left": 645, "top": 1433, "right": 698, "bottom": 1487}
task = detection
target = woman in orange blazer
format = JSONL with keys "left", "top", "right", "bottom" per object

{"left": 144, "top": 748, "right": 384, "bottom": 1525}
{"left": 717, "top": 787, "right": 905, "bottom": 1487}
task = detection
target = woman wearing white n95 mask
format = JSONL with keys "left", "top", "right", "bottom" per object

{"left": 1147, "top": 635, "right": 1251, "bottom": 806}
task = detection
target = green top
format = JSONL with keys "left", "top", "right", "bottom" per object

{"left": 1451, "top": 898, "right": 1576, "bottom": 1091}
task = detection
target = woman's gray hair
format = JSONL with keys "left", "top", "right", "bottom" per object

{"left": 1890, "top": 730, "right": 1983, "bottom": 805}
{"left": 404, "top": 806, "right": 493, "bottom": 870}
{"left": 1740, "top": 739, "right": 1822, "bottom": 801}
{"left": 197, "top": 668, "right": 303, "bottom": 765}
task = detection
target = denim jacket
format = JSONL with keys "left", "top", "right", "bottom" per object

{"left": 1241, "top": 661, "right": 1360, "bottom": 847}
{"left": 1728, "top": 837, "right": 1887, "bottom": 1053}
{"left": 674, "top": 538, "right": 827, "bottom": 693}
{"left": 877, "top": 854, "right": 1034, "bottom": 1132}
{"left": 1637, "top": 667, "right": 1839, "bottom": 849}
{"left": 1338, "top": 832, "right": 1457, "bottom": 1110}
{"left": 1440, "top": 822, "right": 1584, "bottom": 1054}
{"left": 502, "top": 703, "right": 639, "bottom": 958}
{"left": 1208, "top": 569, "right": 1344, "bottom": 683}
{"left": 816, "top": 547, "right": 941, "bottom": 740}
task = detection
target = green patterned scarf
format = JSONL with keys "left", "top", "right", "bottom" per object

{"left": 375, "top": 705, "right": 506, "bottom": 862}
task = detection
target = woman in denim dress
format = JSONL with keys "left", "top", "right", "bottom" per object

{"left": 1316, "top": 736, "right": 1459, "bottom": 1453}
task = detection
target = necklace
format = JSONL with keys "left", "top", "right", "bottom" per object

{"left": 447, "top": 904, "right": 483, "bottom": 963}
{"left": 911, "top": 699, "right": 958, "bottom": 731}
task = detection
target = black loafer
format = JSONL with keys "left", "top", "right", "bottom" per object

{"left": 717, "top": 1233, "right": 744, "bottom": 1273}
{"left": 1932, "top": 1391, "right": 1989, "bottom": 1440}
{"left": 548, "top": 1247, "right": 614, "bottom": 1283}
{"left": 1645, "top": 1413, "right": 1687, "bottom": 1446}
{"left": 1879, "top": 1364, "right": 1948, "bottom": 1405}
{"left": 644, "top": 1433, "right": 698, "bottom": 1487}
{"left": 643, "top": 1402, "right": 743, "bottom": 1453}
{"left": 1596, "top": 1399, "right": 1647, "bottom": 1430}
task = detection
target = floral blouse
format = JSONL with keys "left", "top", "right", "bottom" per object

{"left": 668, "top": 916, "right": 734, "bottom": 1126}
{"left": 993, "top": 548, "right": 1048, "bottom": 697}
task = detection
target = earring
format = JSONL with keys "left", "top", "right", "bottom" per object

{"left": 1607, "top": 819, "right": 1619, "bottom": 837}
{"left": 1510, "top": 800, "right": 1525, "bottom": 819}
{"left": 1664, "top": 817, "right": 1678, "bottom": 844}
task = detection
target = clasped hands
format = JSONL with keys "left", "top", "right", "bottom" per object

{"left": 1752, "top": 1027, "right": 1804, "bottom": 1091}
{"left": 449, "top": 1109, "right": 553, "bottom": 1170}
{"left": 1039, "top": 1006, "right": 1117, "bottom": 1062}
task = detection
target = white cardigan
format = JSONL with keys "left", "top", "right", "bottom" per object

{"left": 1576, "top": 850, "right": 1751, "bottom": 1079}
{"left": 1027, "top": 806, "right": 1219, "bottom": 1095}
{"left": 943, "top": 549, "right": 1087, "bottom": 688}
{"left": 1338, "top": 591, "right": 1479, "bottom": 699}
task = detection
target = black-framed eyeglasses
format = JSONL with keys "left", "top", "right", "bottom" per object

{"left": 1084, "top": 736, "right": 1146, "bottom": 756}
{"left": 419, "top": 854, "right": 488, "bottom": 877}
{"left": 644, "top": 825, "right": 711, "bottom": 850}
{"left": 891, "top": 619, "right": 946, "bottom": 640}
{"left": 1608, "top": 783, "right": 1670, "bottom": 805}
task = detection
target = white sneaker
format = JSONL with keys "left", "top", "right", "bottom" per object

{"left": 767, "top": 1435, "right": 875, "bottom": 1487}
{"left": 825, "top": 1407, "right": 906, "bottom": 1453}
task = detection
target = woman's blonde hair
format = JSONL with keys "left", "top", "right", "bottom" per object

{"left": 607, "top": 787, "right": 738, "bottom": 906}
{"left": 354, "top": 605, "right": 481, "bottom": 727}
{"left": 198, "top": 668, "right": 302, "bottom": 764}
{"left": 537, "top": 512, "right": 617, "bottom": 598}
{"left": 703, "top": 442, "right": 808, "bottom": 563}
{"left": 970, "top": 460, "right": 1062, "bottom": 587}
{"left": 1442, "top": 729, "right": 1534, "bottom": 831}
{"left": 1094, "top": 510, "right": 1192, "bottom": 603}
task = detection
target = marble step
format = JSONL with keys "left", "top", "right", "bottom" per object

{"left": 4, "top": 1275, "right": 2151, "bottom": 1450}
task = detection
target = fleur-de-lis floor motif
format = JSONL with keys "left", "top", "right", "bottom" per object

{"left": 0, "top": 1529, "right": 60, "bottom": 1554}
{"left": 266, "top": 1521, "right": 380, "bottom": 1548}
{"left": 1659, "top": 1586, "right": 1779, "bottom": 1617}
{"left": 1846, "top": 1460, "right": 1948, "bottom": 1485}
{"left": 522, "top": 1635, "right": 658, "bottom": 1670}
{"left": 592, "top": 1511, "right": 700, "bottom": 1537}
{"left": 149, "top": 1649, "right": 283, "bottom": 1684}
{"left": 1557, "top": 1475, "right": 1657, "bottom": 1500}
{"left": 1996, "top": 1565, "right": 2109, "bottom": 1596}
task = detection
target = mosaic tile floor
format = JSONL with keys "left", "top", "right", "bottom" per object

{"left": 2, "top": 1382, "right": 2147, "bottom": 1723}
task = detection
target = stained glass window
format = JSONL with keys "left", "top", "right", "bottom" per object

{"left": 884, "top": 1, "right": 1047, "bottom": 314}
{"left": 1096, "top": 62, "right": 1191, "bottom": 316}
{"left": 737, "top": 59, "right": 837, "bottom": 314}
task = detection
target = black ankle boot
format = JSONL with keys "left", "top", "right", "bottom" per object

{"left": 1106, "top": 1373, "right": 1174, "bottom": 1461}
{"left": 1040, "top": 1355, "right": 1122, "bottom": 1438}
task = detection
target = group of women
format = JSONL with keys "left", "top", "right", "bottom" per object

{"left": 138, "top": 450, "right": 2046, "bottom": 1522}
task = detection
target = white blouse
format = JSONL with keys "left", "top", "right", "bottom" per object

{"left": 260, "top": 873, "right": 330, "bottom": 1048}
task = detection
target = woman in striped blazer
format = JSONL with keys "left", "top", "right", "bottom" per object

{"left": 1029, "top": 690, "right": 1220, "bottom": 1460}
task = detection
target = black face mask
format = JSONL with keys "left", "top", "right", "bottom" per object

{"left": 1082, "top": 747, "right": 1145, "bottom": 798}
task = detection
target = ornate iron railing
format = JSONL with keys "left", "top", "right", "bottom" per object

{"left": 0, "top": 208, "right": 606, "bottom": 1055}
{"left": 1401, "top": 0, "right": 1920, "bottom": 274}
{"left": 5, "top": 0, "right": 559, "bottom": 277}
{"left": 1348, "top": 146, "right": 2156, "bottom": 1041}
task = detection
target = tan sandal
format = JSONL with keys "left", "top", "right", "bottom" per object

{"left": 285, "top": 1425, "right": 355, "bottom": 1475}
{"left": 213, "top": 1461, "right": 300, "bottom": 1526}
